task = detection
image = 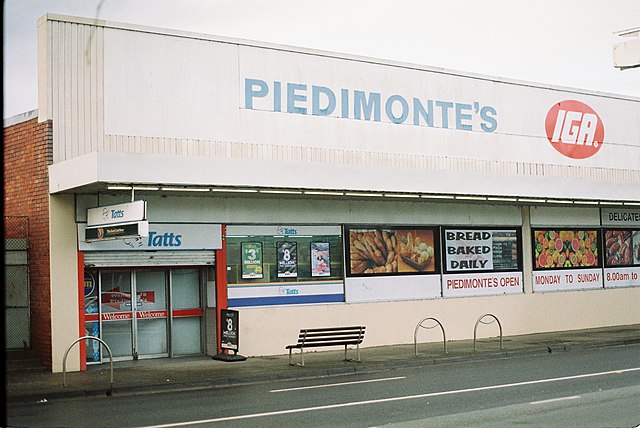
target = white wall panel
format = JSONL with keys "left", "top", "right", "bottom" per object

{"left": 530, "top": 206, "right": 601, "bottom": 227}
{"left": 234, "top": 287, "right": 640, "bottom": 356}
{"left": 103, "top": 29, "right": 240, "bottom": 142}
{"left": 81, "top": 193, "right": 522, "bottom": 226}
{"left": 40, "top": 15, "right": 640, "bottom": 199}
{"left": 39, "top": 17, "right": 104, "bottom": 163}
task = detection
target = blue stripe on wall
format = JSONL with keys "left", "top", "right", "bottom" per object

{"left": 228, "top": 293, "right": 344, "bottom": 307}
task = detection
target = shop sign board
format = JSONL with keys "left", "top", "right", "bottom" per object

{"left": 532, "top": 268, "right": 603, "bottom": 292}
{"left": 93, "top": 20, "right": 638, "bottom": 172}
{"left": 604, "top": 267, "right": 640, "bottom": 288}
{"left": 601, "top": 208, "right": 640, "bottom": 227}
{"left": 442, "top": 272, "right": 523, "bottom": 297}
{"left": 228, "top": 280, "right": 344, "bottom": 307}
{"left": 544, "top": 100, "right": 605, "bottom": 160}
{"left": 227, "top": 225, "right": 341, "bottom": 237}
{"left": 87, "top": 200, "right": 147, "bottom": 226}
{"left": 85, "top": 221, "right": 149, "bottom": 242}
{"left": 79, "top": 223, "right": 222, "bottom": 250}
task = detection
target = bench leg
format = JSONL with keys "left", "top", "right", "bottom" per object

{"left": 289, "top": 348, "right": 306, "bottom": 367}
{"left": 343, "top": 344, "right": 362, "bottom": 363}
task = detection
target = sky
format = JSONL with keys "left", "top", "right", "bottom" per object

{"left": 3, "top": 0, "right": 640, "bottom": 119}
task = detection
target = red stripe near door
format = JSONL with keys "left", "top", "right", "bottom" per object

{"left": 78, "top": 251, "right": 86, "bottom": 371}
{"left": 216, "top": 224, "right": 228, "bottom": 354}
{"left": 173, "top": 308, "right": 204, "bottom": 317}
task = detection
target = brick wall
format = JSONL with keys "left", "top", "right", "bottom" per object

{"left": 4, "top": 117, "right": 54, "bottom": 368}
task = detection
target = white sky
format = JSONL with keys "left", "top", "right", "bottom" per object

{"left": 3, "top": 0, "right": 640, "bottom": 119}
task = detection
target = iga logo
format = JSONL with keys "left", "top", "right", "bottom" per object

{"left": 545, "top": 100, "right": 604, "bottom": 159}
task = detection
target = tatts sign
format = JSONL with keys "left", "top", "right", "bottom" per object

{"left": 545, "top": 100, "right": 605, "bottom": 159}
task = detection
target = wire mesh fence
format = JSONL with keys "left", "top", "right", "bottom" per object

{"left": 4, "top": 216, "right": 30, "bottom": 349}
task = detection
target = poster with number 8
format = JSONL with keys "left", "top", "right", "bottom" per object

{"left": 277, "top": 241, "right": 298, "bottom": 278}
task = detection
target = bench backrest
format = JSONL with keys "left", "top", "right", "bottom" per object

{"left": 298, "top": 326, "right": 366, "bottom": 347}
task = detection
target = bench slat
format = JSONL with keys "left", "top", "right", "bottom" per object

{"left": 286, "top": 326, "right": 366, "bottom": 366}
{"left": 298, "top": 332, "right": 363, "bottom": 339}
{"left": 299, "top": 336, "right": 363, "bottom": 343}
{"left": 287, "top": 340, "right": 362, "bottom": 349}
{"left": 301, "top": 326, "right": 365, "bottom": 333}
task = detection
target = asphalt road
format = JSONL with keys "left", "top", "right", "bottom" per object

{"left": 8, "top": 344, "right": 640, "bottom": 427}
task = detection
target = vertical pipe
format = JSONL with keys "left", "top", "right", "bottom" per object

{"left": 521, "top": 205, "right": 533, "bottom": 294}
{"left": 215, "top": 224, "right": 228, "bottom": 354}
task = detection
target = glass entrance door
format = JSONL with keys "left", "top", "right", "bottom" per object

{"left": 135, "top": 270, "right": 168, "bottom": 357}
{"left": 99, "top": 270, "right": 168, "bottom": 360}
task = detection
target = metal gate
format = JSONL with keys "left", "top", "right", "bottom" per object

{"left": 4, "top": 216, "right": 30, "bottom": 349}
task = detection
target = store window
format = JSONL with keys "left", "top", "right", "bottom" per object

{"left": 345, "top": 226, "right": 440, "bottom": 276}
{"left": 532, "top": 229, "right": 602, "bottom": 292}
{"left": 343, "top": 225, "right": 442, "bottom": 303}
{"left": 226, "top": 225, "right": 344, "bottom": 307}
{"left": 442, "top": 228, "right": 521, "bottom": 274}
{"left": 603, "top": 229, "right": 640, "bottom": 288}
{"left": 441, "top": 227, "right": 523, "bottom": 297}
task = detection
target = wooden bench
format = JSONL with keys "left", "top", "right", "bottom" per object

{"left": 286, "top": 326, "right": 366, "bottom": 366}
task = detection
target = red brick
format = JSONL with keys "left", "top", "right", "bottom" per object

{"left": 3, "top": 118, "right": 54, "bottom": 369}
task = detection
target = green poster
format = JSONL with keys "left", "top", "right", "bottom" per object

{"left": 241, "top": 242, "right": 263, "bottom": 279}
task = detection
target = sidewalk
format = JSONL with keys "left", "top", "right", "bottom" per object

{"left": 6, "top": 324, "right": 640, "bottom": 404}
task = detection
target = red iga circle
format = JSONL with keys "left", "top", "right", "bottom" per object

{"left": 544, "top": 100, "right": 605, "bottom": 159}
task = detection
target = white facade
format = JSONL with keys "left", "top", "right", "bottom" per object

{"left": 41, "top": 14, "right": 639, "bottom": 202}
{"left": 37, "top": 14, "right": 640, "bottom": 370}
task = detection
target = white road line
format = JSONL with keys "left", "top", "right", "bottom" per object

{"left": 271, "top": 376, "right": 406, "bottom": 393}
{"left": 139, "top": 367, "right": 640, "bottom": 428}
{"left": 530, "top": 395, "right": 581, "bottom": 405}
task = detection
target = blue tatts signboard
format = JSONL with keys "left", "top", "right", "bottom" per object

{"left": 78, "top": 223, "right": 222, "bottom": 250}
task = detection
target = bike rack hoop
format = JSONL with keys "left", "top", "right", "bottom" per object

{"left": 63, "top": 336, "right": 114, "bottom": 391}
{"left": 414, "top": 317, "right": 447, "bottom": 356}
{"left": 473, "top": 313, "right": 503, "bottom": 351}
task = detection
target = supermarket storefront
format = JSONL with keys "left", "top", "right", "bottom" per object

{"left": 29, "top": 14, "right": 640, "bottom": 372}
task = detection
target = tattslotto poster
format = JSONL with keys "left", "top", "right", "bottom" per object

{"left": 311, "top": 242, "right": 331, "bottom": 277}
{"left": 241, "top": 242, "right": 263, "bottom": 279}
{"left": 277, "top": 241, "right": 298, "bottom": 278}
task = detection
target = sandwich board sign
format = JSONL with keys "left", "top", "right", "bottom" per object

{"left": 212, "top": 309, "right": 246, "bottom": 362}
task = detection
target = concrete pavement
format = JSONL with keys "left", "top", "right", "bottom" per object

{"left": 6, "top": 324, "right": 640, "bottom": 405}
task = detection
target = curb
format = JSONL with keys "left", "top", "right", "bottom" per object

{"left": 9, "top": 337, "right": 638, "bottom": 405}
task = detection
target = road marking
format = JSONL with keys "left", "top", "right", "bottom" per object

{"left": 139, "top": 367, "right": 640, "bottom": 427}
{"left": 530, "top": 395, "right": 581, "bottom": 405}
{"left": 270, "top": 376, "right": 406, "bottom": 393}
